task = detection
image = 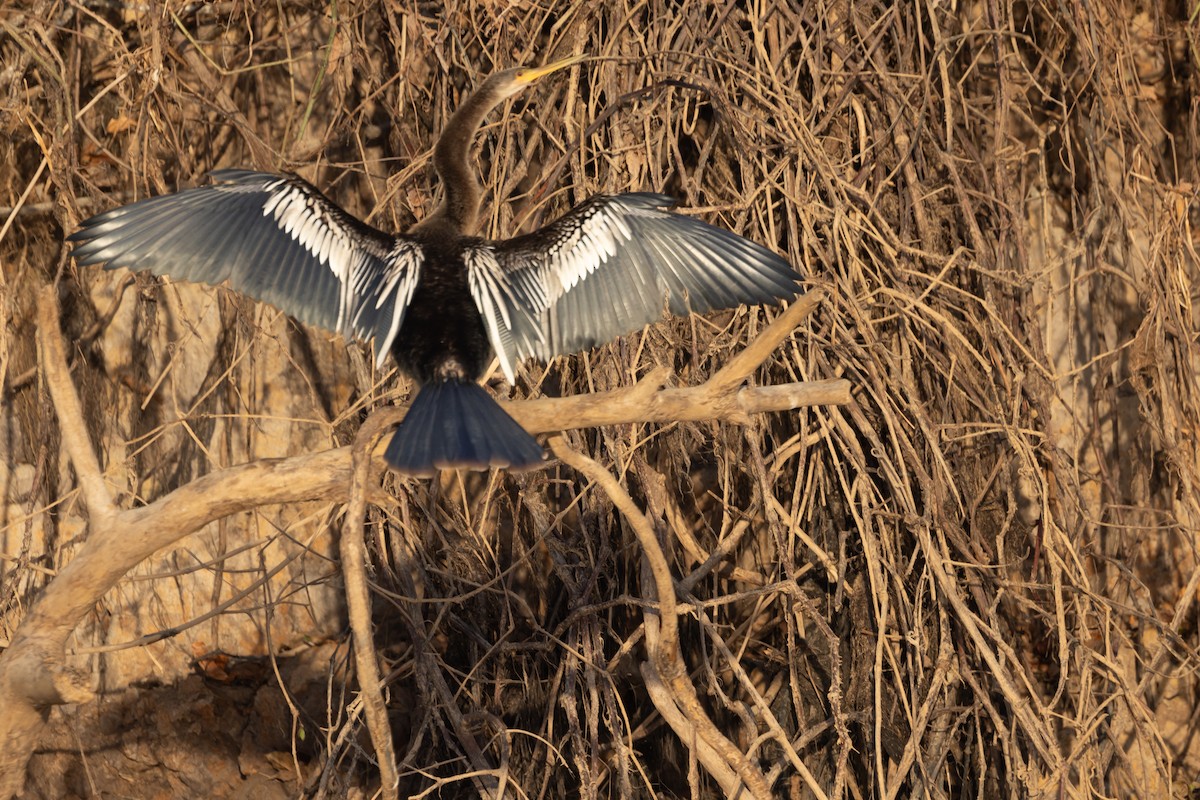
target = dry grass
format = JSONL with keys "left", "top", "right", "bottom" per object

{"left": 2, "top": 0, "right": 1199, "bottom": 798}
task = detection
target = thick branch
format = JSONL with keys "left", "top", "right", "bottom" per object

{"left": 509, "top": 374, "right": 849, "bottom": 431}
{"left": 35, "top": 290, "right": 114, "bottom": 522}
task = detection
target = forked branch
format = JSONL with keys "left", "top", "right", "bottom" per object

{"left": 551, "top": 438, "right": 774, "bottom": 798}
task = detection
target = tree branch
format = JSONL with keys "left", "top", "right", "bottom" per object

{"left": 551, "top": 438, "right": 773, "bottom": 798}
{"left": 35, "top": 288, "right": 115, "bottom": 524}
{"left": 342, "top": 415, "right": 400, "bottom": 800}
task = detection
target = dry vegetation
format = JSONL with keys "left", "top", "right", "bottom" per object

{"left": 2, "top": 0, "right": 1199, "bottom": 798}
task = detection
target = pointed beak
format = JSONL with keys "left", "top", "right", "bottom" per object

{"left": 516, "top": 54, "right": 588, "bottom": 85}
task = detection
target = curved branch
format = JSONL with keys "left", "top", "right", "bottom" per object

{"left": 550, "top": 438, "right": 772, "bottom": 798}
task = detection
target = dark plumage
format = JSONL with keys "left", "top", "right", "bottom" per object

{"left": 69, "top": 57, "right": 801, "bottom": 475}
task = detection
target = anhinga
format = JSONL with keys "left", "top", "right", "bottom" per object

{"left": 69, "top": 57, "right": 801, "bottom": 475}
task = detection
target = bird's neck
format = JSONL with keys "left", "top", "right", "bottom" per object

{"left": 417, "top": 80, "right": 508, "bottom": 236}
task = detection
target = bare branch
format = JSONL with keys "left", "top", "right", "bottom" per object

{"left": 35, "top": 288, "right": 115, "bottom": 523}
{"left": 550, "top": 437, "right": 774, "bottom": 799}
{"left": 0, "top": 288, "right": 846, "bottom": 798}
{"left": 343, "top": 415, "right": 399, "bottom": 800}
{"left": 707, "top": 289, "right": 823, "bottom": 394}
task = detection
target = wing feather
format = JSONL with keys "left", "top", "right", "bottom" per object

{"left": 463, "top": 247, "right": 544, "bottom": 382}
{"left": 69, "top": 170, "right": 423, "bottom": 364}
{"left": 487, "top": 193, "right": 801, "bottom": 363}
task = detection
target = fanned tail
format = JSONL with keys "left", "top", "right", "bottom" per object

{"left": 384, "top": 380, "right": 545, "bottom": 476}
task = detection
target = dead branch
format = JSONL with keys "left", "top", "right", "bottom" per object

{"left": 550, "top": 437, "right": 774, "bottom": 798}
{"left": 0, "top": 285, "right": 845, "bottom": 797}
{"left": 342, "top": 414, "right": 399, "bottom": 800}
{"left": 510, "top": 290, "right": 844, "bottom": 431}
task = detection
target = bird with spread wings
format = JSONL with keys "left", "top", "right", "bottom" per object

{"left": 70, "top": 57, "right": 801, "bottom": 476}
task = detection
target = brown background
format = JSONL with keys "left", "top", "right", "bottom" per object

{"left": 1, "top": 0, "right": 1198, "bottom": 797}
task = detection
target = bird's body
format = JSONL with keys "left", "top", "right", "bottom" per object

{"left": 395, "top": 230, "right": 491, "bottom": 385}
{"left": 70, "top": 58, "right": 801, "bottom": 475}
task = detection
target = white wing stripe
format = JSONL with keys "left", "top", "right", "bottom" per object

{"left": 464, "top": 247, "right": 552, "bottom": 383}
{"left": 259, "top": 178, "right": 425, "bottom": 360}
{"left": 350, "top": 242, "right": 422, "bottom": 368}
{"left": 372, "top": 259, "right": 419, "bottom": 368}
{"left": 376, "top": 242, "right": 420, "bottom": 308}
{"left": 264, "top": 184, "right": 356, "bottom": 284}
{"left": 466, "top": 252, "right": 515, "bottom": 382}
{"left": 546, "top": 209, "right": 633, "bottom": 294}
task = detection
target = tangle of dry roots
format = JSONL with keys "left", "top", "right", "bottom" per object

{"left": 0, "top": 286, "right": 845, "bottom": 798}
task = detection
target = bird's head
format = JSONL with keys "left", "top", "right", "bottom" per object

{"left": 486, "top": 54, "right": 587, "bottom": 100}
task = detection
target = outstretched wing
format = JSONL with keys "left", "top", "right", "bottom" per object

{"left": 478, "top": 193, "right": 800, "bottom": 369}
{"left": 69, "top": 170, "right": 422, "bottom": 367}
